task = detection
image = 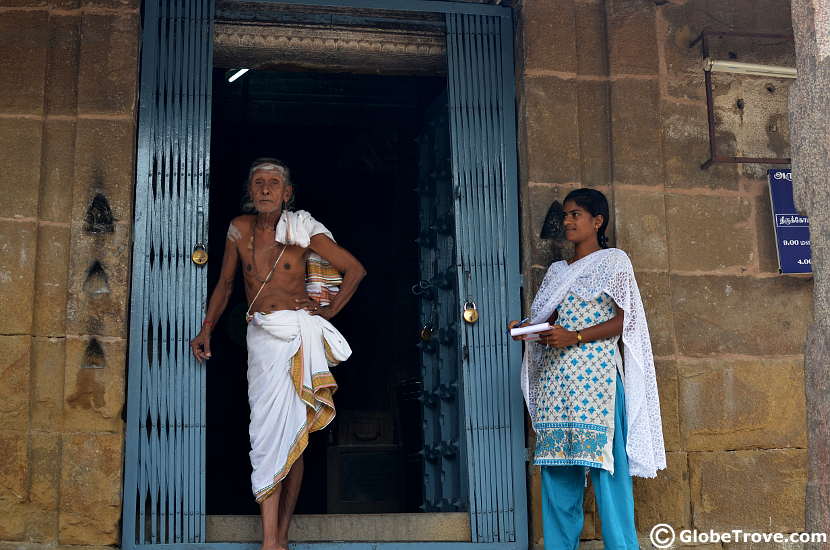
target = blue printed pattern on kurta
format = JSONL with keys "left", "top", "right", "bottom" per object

{"left": 533, "top": 291, "right": 621, "bottom": 473}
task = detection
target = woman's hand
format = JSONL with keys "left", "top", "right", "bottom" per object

{"left": 538, "top": 325, "right": 579, "bottom": 348}
{"left": 190, "top": 330, "right": 212, "bottom": 363}
{"left": 507, "top": 320, "right": 528, "bottom": 341}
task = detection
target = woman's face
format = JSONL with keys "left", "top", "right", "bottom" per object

{"left": 562, "top": 200, "right": 602, "bottom": 245}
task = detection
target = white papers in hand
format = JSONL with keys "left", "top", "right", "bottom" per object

{"left": 510, "top": 322, "right": 551, "bottom": 338}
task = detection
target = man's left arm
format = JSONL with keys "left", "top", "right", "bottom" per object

{"left": 308, "top": 233, "right": 367, "bottom": 319}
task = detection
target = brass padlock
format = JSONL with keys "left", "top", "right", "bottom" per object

{"left": 419, "top": 324, "right": 433, "bottom": 342}
{"left": 462, "top": 301, "right": 479, "bottom": 324}
{"left": 191, "top": 243, "right": 208, "bottom": 266}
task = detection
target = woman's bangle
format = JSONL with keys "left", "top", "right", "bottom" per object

{"left": 202, "top": 320, "right": 214, "bottom": 330}
{"left": 576, "top": 330, "right": 583, "bottom": 343}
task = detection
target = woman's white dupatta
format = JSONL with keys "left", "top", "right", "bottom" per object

{"left": 521, "top": 248, "right": 667, "bottom": 478}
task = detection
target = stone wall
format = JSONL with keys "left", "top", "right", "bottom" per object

{"left": 0, "top": 1, "right": 139, "bottom": 548}
{"left": 0, "top": 0, "right": 814, "bottom": 548}
{"left": 514, "top": 0, "right": 811, "bottom": 548}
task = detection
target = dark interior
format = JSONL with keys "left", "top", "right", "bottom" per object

{"left": 206, "top": 69, "right": 445, "bottom": 515}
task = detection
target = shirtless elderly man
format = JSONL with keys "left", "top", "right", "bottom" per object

{"left": 191, "top": 158, "right": 366, "bottom": 550}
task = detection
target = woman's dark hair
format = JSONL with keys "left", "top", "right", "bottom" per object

{"left": 563, "top": 188, "right": 610, "bottom": 248}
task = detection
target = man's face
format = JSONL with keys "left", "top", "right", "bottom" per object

{"left": 249, "top": 168, "right": 291, "bottom": 213}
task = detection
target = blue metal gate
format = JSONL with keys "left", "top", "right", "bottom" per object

{"left": 445, "top": 11, "right": 525, "bottom": 544}
{"left": 124, "top": 1, "right": 525, "bottom": 548}
{"left": 122, "top": 0, "right": 214, "bottom": 546}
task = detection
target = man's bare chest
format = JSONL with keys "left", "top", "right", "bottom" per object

{"left": 238, "top": 241, "right": 308, "bottom": 283}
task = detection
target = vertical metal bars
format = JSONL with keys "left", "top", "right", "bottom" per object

{"left": 445, "top": 12, "right": 525, "bottom": 545}
{"left": 122, "top": 0, "right": 214, "bottom": 547}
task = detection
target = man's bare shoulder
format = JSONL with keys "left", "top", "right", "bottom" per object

{"left": 231, "top": 214, "right": 255, "bottom": 227}
{"left": 227, "top": 214, "right": 254, "bottom": 244}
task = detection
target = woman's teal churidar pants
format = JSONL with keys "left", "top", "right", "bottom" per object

{"left": 541, "top": 371, "right": 639, "bottom": 550}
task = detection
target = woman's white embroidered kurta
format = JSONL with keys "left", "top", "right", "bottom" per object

{"left": 521, "top": 248, "right": 666, "bottom": 478}
{"left": 533, "top": 291, "right": 622, "bottom": 473}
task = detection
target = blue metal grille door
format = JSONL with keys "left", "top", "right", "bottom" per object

{"left": 445, "top": 12, "right": 526, "bottom": 545}
{"left": 122, "top": 0, "right": 214, "bottom": 546}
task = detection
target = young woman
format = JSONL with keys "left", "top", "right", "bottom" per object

{"left": 509, "top": 188, "right": 665, "bottom": 549}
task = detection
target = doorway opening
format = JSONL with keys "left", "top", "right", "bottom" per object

{"left": 123, "top": 1, "right": 525, "bottom": 546}
{"left": 205, "top": 69, "right": 448, "bottom": 518}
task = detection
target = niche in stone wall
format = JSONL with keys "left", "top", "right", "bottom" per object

{"left": 66, "top": 338, "right": 108, "bottom": 411}
{"left": 540, "top": 200, "right": 569, "bottom": 263}
{"left": 84, "top": 193, "right": 115, "bottom": 233}
{"left": 82, "top": 338, "right": 106, "bottom": 369}
{"left": 83, "top": 261, "right": 111, "bottom": 296}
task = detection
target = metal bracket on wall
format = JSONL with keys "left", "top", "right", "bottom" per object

{"left": 690, "top": 30, "right": 794, "bottom": 170}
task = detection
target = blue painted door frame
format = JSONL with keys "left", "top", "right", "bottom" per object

{"left": 123, "top": 1, "right": 526, "bottom": 549}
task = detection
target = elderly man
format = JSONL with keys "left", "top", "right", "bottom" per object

{"left": 191, "top": 158, "right": 366, "bottom": 550}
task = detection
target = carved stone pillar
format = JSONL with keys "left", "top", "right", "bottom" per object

{"left": 789, "top": 1, "right": 830, "bottom": 545}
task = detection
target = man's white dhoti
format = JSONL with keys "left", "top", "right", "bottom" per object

{"left": 246, "top": 309, "right": 351, "bottom": 502}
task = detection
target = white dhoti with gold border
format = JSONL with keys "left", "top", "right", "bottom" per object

{"left": 246, "top": 309, "right": 351, "bottom": 502}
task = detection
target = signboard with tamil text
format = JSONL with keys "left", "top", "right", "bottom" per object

{"left": 768, "top": 169, "right": 812, "bottom": 274}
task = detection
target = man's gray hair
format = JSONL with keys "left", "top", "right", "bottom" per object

{"left": 248, "top": 157, "right": 292, "bottom": 186}
{"left": 242, "top": 157, "right": 294, "bottom": 213}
